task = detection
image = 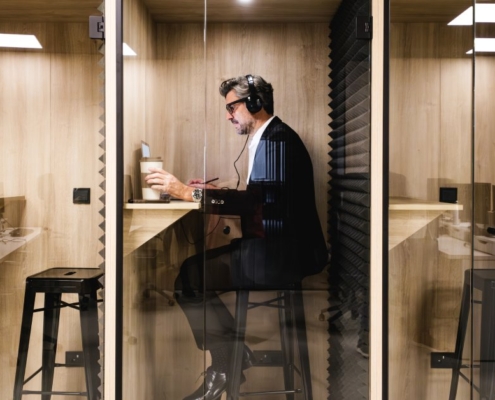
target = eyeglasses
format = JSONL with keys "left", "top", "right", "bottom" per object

{"left": 225, "top": 97, "right": 248, "bottom": 114}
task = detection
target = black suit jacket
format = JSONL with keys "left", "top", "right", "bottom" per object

{"left": 205, "top": 117, "right": 327, "bottom": 287}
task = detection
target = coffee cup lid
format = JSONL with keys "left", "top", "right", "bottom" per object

{"left": 140, "top": 157, "right": 162, "bottom": 161}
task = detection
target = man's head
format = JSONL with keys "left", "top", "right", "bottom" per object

{"left": 219, "top": 75, "right": 274, "bottom": 135}
{"left": 219, "top": 75, "right": 274, "bottom": 115}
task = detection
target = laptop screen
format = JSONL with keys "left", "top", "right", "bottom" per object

{"left": 141, "top": 141, "right": 151, "bottom": 158}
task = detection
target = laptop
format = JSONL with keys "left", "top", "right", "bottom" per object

{"left": 141, "top": 140, "right": 151, "bottom": 158}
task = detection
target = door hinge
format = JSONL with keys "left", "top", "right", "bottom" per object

{"left": 356, "top": 16, "right": 372, "bottom": 40}
{"left": 89, "top": 16, "right": 105, "bottom": 40}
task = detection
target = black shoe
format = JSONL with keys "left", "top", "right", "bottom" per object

{"left": 183, "top": 367, "right": 227, "bottom": 400}
{"left": 242, "top": 346, "right": 256, "bottom": 370}
{"left": 183, "top": 366, "right": 248, "bottom": 400}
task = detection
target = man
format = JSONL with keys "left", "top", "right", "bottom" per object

{"left": 145, "top": 75, "right": 327, "bottom": 400}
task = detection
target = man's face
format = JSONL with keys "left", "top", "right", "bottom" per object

{"left": 225, "top": 90, "right": 255, "bottom": 136}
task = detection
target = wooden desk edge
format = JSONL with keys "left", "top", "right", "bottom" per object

{"left": 389, "top": 197, "right": 463, "bottom": 211}
{"left": 124, "top": 202, "right": 201, "bottom": 210}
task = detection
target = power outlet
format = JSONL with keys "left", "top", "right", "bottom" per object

{"left": 66, "top": 351, "right": 84, "bottom": 367}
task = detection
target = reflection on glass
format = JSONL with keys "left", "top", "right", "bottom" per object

{"left": 122, "top": 0, "right": 334, "bottom": 399}
{"left": 389, "top": 0, "right": 480, "bottom": 399}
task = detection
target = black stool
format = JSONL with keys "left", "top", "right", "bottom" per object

{"left": 227, "top": 285, "right": 312, "bottom": 400}
{"left": 13, "top": 268, "right": 103, "bottom": 400}
{"left": 431, "top": 269, "right": 495, "bottom": 400}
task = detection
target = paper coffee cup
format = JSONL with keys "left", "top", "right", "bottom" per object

{"left": 140, "top": 157, "right": 162, "bottom": 200}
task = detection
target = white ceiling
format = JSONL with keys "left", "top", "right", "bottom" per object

{"left": 0, "top": 0, "right": 474, "bottom": 24}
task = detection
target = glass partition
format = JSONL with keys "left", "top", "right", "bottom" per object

{"left": 388, "top": 1, "right": 477, "bottom": 398}
{"left": 472, "top": 0, "right": 495, "bottom": 398}
{"left": 0, "top": 1, "right": 106, "bottom": 398}
{"left": 121, "top": 0, "right": 373, "bottom": 399}
{"left": 121, "top": 0, "right": 207, "bottom": 398}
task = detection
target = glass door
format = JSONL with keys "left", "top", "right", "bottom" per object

{"left": 471, "top": 0, "right": 495, "bottom": 398}
{"left": 202, "top": 2, "right": 335, "bottom": 399}
{"left": 0, "top": 0, "right": 106, "bottom": 398}
{"left": 120, "top": 0, "right": 375, "bottom": 398}
{"left": 122, "top": 0, "right": 344, "bottom": 399}
{"left": 388, "top": 0, "right": 476, "bottom": 399}
{"left": 121, "top": 0, "right": 207, "bottom": 398}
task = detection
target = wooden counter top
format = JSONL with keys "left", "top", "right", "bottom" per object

{"left": 0, "top": 227, "right": 42, "bottom": 261}
{"left": 389, "top": 197, "right": 463, "bottom": 250}
{"left": 123, "top": 201, "right": 201, "bottom": 256}
{"left": 389, "top": 196, "right": 462, "bottom": 211}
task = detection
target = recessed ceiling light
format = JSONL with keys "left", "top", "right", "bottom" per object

{"left": 449, "top": 4, "right": 495, "bottom": 25}
{"left": 238, "top": 0, "right": 253, "bottom": 4}
{"left": 0, "top": 33, "right": 42, "bottom": 49}
{"left": 466, "top": 38, "right": 495, "bottom": 53}
{"left": 123, "top": 43, "right": 137, "bottom": 56}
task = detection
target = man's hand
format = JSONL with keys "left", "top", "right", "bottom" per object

{"left": 145, "top": 168, "right": 192, "bottom": 200}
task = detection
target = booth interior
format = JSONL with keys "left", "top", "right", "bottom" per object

{"left": 121, "top": 0, "right": 336, "bottom": 399}
{"left": 388, "top": 2, "right": 495, "bottom": 399}
{"left": 0, "top": 0, "right": 339, "bottom": 399}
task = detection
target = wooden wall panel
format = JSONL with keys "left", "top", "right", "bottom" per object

{"left": 0, "top": 22, "right": 102, "bottom": 399}
{"left": 474, "top": 57, "right": 495, "bottom": 188}
{"left": 123, "top": 0, "right": 157, "bottom": 201}
{"left": 390, "top": 23, "right": 475, "bottom": 200}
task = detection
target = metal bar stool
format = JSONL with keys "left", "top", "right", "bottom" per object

{"left": 13, "top": 268, "right": 103, "bottom": 400}
{"left": 431, "top": 269, "right": 495, "bottom": 400}
{"left": 227, "top": 285, "right": 313, "bottom": 400}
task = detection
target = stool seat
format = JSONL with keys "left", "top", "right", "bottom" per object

{"left": 13, "top": 268, "right": 103, "bottom": 400}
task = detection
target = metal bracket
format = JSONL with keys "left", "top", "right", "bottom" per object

{"left": 65, "top": 351, "right": 85, "bottom": 367}
{"left": 431, "top": 352, "right": 457, "bottom": 369}
{"left": 89, "top": 16, "right": 105, "bottom": 40}
{"left": 356, "top": 16, "right": 372, "bottom": 40}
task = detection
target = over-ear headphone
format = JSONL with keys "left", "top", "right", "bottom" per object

{"left": 245, "top": 74, "right": 263, "bottom": 114}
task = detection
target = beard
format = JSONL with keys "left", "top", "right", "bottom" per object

{"left": 232, "top": 118, "right": 255, "bottom": 136}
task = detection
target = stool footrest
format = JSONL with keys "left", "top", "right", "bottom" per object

{"left": 239, "top": 388, "right": 302, "bottom": 397}
{"left": 22, "top": 390, "right": 88, "bottom": 396}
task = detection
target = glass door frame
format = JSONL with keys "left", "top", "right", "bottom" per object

{"left": 103, "top": 0, "right": 124, "bottom": 398}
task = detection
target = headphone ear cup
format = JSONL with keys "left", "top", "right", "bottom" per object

{"left": 246, "top": 95, "right": 262, "bottom": 113}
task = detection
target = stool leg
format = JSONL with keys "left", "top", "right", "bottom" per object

{"left": 13, "top": 286, "right": 36, "bottom": 400}
{"left": 449, "top": 273, "right": 471, "bottom": 400}
{"left": 42, "top": 293, "right": 62, "bottom": 400}
{"left": 227, "top": 290, "right": 249, "bottom": 400}
{"left": 80, "top": 291, "right": 102, "bottom": 400}
{"left": 480, "top": 278, "right": 495, "bottom": 400}
{"left": 293, "top": 289, "right": 313, "bottom": 400}
{"left": 279, "top": 291, "right": 295, "bottom": 400}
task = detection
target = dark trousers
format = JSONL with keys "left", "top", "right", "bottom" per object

{"left": 174, "top": 244, "right": 238, "bottom": 351}
{"left": 175, "top": 238, "right": 306, "bottom": 351}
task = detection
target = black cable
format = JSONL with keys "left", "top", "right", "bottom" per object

{"left": 178, "top": 216, "right": 241, "bottom": 245}
{"left": 233, "top": 135, "right": 250, "bottom": 190}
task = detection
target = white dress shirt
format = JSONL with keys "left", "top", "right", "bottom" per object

{"left": 247, "top": 116, "right": 275, "bottom": 183}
